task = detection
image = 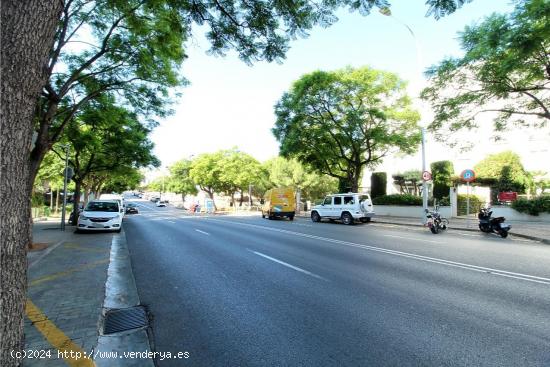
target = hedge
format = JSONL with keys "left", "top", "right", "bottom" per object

{"left": 512, "top": 196, "right": 550, "bottom": 216}
{"left": 457, "top": 194, "right": 484, "bottom": 216}
{"left": 370, "top": 172, "right": 387, "bottom": 198}
{"left": 431, "top": 160, "right": 454, "bottom": 200}
{"left": 373, "top": 194, "right": 422, "bottom": 206}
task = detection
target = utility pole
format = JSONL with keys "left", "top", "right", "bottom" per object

{"left": 380, "top": 7, "right": 428, "bottom": 223}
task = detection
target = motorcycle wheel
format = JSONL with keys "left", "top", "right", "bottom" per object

{"left": 499, "top": 229, "right": 508, "bottom": 238}
{"left": 441, "top": 218, "right": 449, "bottom": 230}
{"left": 430, "top": 223, "right": 439, "bottom": 234}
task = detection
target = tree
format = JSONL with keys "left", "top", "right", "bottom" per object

{"left": 34, "top": 152, "right": 66, "bottom": 212}
{"left": 422, "top": 0, "right": 550, "bottom": 141}
{"left": 262, "top": 157, "right": 338, "bottom": 201}
{"left": 189, "top": 152, "right": 226, "bottom": 208}
{"left": 431, "top": 160, "right": 454, "bottom": 199}
{"left": 168, "top": 159, "right": 198, "bottom": 202}
{"left": 392, "top": 170, "right": 422, "bottom": 195}
{"left": 30, "top": 0, "right": 188, "bottom": 185}
{"left": 0, "top": 1, "right": 475, "bottom": 363}
{"left": 53, "top": 95, "right": 159, "bottom": 218}
{"left": 219, "top": 150, "right": 263, "bottom": 206}
{"left": 273, "top": 66, "right": 421, "bottom": 192}
{"left": 1, "top": 2, "right": 63, "bottom": 363}
{"left": 473, "top": 151, "right": 532, "bottom": 194}
{"left": 99, "top": 168, "right": 144, "bottom": 195}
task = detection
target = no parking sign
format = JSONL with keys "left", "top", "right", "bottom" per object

{"left": 460, "top": 169, "right": 476, "bottom": 183}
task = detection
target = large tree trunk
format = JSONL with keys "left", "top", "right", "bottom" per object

{"left": 70, "top": 179, "right": 82, "bottom": 225}
{"left": 1, "top": 2, "right": 63, "bottom": 365}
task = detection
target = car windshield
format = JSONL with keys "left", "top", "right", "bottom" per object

{"left": 85, "top": 201, "right": 119, "bottom": 212}
{"left": 127, "top": 203, "right": 136, "bottom": 207}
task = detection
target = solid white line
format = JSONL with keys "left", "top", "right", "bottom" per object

{"left": 167, "top": 221, "right": 176, "bottom": 224}
{"left": 195, "top": 229, "right": 210, "bottom": 236}
{"left": 210, "top": 219, "right": 550, "bottom": 286}
{"left": 383, "top": 234, "right": 440, "bottom": 244}
{"left": 249, "top": 250, "right": 327, "bottom": 281}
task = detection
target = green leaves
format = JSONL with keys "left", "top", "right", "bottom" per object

{"left": 422, "top": 0, "right": 550, "bottom": 139}
{"left": 273, "top": 66, "right": 421, "bottom": 191}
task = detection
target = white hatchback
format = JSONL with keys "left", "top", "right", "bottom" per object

{"left": 76, "top": 200, "right": 123, "bottom": 233}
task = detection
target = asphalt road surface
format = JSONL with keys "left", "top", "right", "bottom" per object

{"left": 123, "top": 199, "right": 550, "bottom": 367}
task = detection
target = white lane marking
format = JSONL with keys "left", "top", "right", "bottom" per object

{"left": 195, "top": 229, "right": 210, "bottom": 236}
{"left": 248, "top": 250, "right": 327, "bottom": 281}
{"left": 384, "top": 234, "right": 440, "bottom": 244}
{"left": 210, "top": 219, "right": 550, "bottom": 286}
{"left": 167, "top": 221, "right": 176, "bottom": 224}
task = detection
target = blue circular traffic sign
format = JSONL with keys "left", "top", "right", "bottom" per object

{"left": 460, "top": 169, "right": 476, "bottom": 183}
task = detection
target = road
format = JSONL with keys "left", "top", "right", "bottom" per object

{"left": 123, "top": 199, "right": 550, "bottom": 366}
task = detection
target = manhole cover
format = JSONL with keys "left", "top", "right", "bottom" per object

{"left": 103, "top": 306, "right": 148, "bottom": 334}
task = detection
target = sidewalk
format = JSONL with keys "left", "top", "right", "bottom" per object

{"left": 373, "top": 215, "right": 550, "bottom": 244}
{"left": 297, "top": 211, "right": 550, "bottom": 244}
{"left": 24, "top": 220, "right": 153, "bottom": 366}
{"left": 25, "top": 221, "right": 112, "bottom": 366}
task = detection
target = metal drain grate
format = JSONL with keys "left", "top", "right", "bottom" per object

{"left": 103, "top": 306, "right": 148, "bottom": 334}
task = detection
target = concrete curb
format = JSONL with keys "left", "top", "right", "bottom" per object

{"left": 95, "top": 231, "right": 155, "bottom": 367}
{"left": 296, "top": 212, "right": 549, "bottom": 245}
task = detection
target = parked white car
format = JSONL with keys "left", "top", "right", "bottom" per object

{"left": 311, "top": 193, "right": 375, "bottom": 225}
{"left": 77, "top": 200, "right": 123, "bottom": 233}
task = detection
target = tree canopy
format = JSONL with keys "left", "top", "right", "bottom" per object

{"left": 421, "top": 0, "right": 550, "bottom": 141}
{"left": 473, "top": 151, "right": 532, "bottom": 193}
{"left": 273, "top": 66, "right": 421, "bottom": 192}
{"left": 167, "top": 159, "right": 198, "bottom": 200}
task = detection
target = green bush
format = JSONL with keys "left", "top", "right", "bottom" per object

{"left": 512, "top": 196, "right": 550, "bottom": 216}
{"left": 370, "top": 172, "right": 387, "bottom": 198}
{"left": 457, "top": 194, "right": 484, "bottom": 216}
{"left": 373, "top": 194, "right": 422, "bottom": 206}
{"left": 431, "top": 160, "right": 454, "bottom": 199}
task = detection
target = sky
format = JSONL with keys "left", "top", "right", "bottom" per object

{"left": 149, "top": 0, "right": 523, "bottom": 174}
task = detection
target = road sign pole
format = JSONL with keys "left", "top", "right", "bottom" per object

{"left": 421, "top": 127, "right": 427, "bottom": 224}
{"left": 466, "top": 181, "right": 470, "bottom": 228}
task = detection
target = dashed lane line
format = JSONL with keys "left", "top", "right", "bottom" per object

{"left": 248, "top": 249, "right": 327, "bottom": 281}
{"left": 195, "top": 229, "right": 210, "bottom": 236}
{"left": 210, "top": 218, "right": 550, "bottom": 286}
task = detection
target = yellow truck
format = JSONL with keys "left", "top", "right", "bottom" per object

{"left": 261, "top": 188, "right": 296, "bottom": 221}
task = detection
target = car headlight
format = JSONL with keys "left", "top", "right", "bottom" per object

{"left": 79, "top": 215, "right": 89, "bottom": 220}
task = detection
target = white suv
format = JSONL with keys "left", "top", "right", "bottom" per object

{"left": 311, "top": 193, "right": 375, "bottom": 225}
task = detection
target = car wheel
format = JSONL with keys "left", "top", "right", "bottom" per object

{"left": 268, "top": 211, "right": 273, "bottom": 220}
{"left": 289, "top": 215, "right": 294, "bottom": 221}
{"left": 341, "top": 212, "right": 353, "bottom": 225}
{"left": 311, "top": 211, "right": 321, "bottom": 222}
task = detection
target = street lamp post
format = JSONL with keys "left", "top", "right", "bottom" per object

{"left": 380, "top": 7, "right": 429, "bottom": 223}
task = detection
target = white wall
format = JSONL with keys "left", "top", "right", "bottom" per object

{"left": 489, "top": 206, "right": 550, "bottom": 222}
{"left": 375, "top": 205, "right": 452, "bottom": 218}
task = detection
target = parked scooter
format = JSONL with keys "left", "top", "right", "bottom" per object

{"left": 478, "top": 206, "right": 511, "bottom": 238}
{"left": 425, "top": 205, "right": 449, "bottom": 234}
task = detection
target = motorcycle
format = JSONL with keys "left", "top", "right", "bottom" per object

{"left": 425, "top": 205, "right": 449, "bottom": 234}
{"left": 478, "top": 206, "right": 511, "bottom": 238}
